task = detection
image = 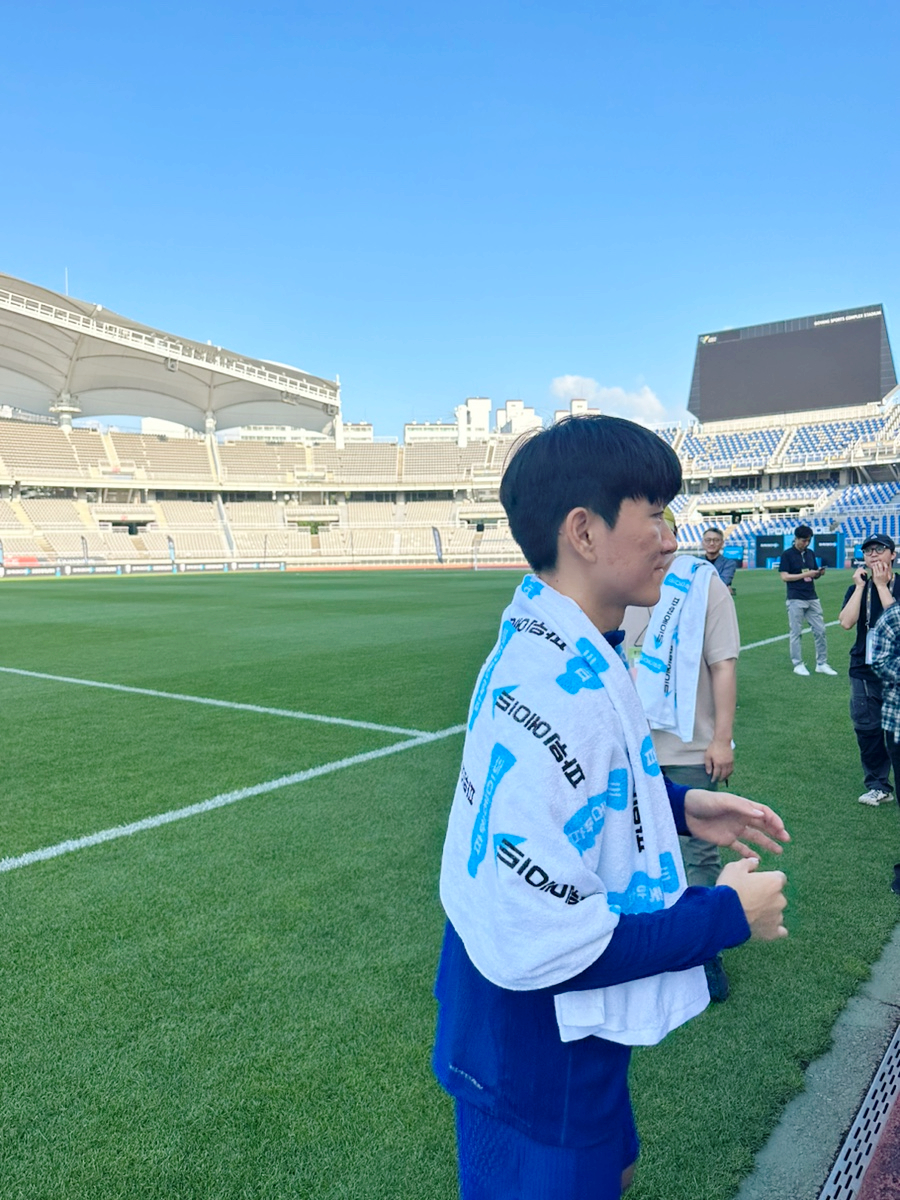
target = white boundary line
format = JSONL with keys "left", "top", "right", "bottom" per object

{"left": 0, "top": 666, "right": 429, "bottom": 738}
{"left": 741, "top": 619, "right": 841, "bottom": 651}
{"left": 0, "top": 724, "right": 466, "bottom": 874}
{"left": 0, "top": 617, "right": 846, "bottom": 876}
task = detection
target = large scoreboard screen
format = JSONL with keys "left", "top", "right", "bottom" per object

{"left": 688, "top": 307, "right": 896, "bottom": 422}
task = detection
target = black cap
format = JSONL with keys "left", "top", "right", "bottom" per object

{"left": 862, "top": 533, "right": 896, "bottom": 552}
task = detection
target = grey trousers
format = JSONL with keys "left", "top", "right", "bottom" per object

{"left": 787, "top": 598, "right": 827, "bottom": 666}
{"left": 661, "top": 762, "right": 722, "bottom": 890}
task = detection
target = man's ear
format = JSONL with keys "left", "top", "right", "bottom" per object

{"left": 560, "top": 507, "right": 599, "bottom": 562}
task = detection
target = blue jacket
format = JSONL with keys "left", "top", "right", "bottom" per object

{"left": 433, "top": 782, "right": 750, "bottom": 1148}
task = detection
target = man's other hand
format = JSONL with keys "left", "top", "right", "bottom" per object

{"left": 717, "top": 858, "right": 788, "bottom": 940}
{"left": 684, "top": 790, "right": 790, "bottom": 857}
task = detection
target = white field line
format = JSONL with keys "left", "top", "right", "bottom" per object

{"left": 741, "top": 619, "right": 841, "bottom": 652}
{"left": 0, "top": 724, "right": 466, "bottom": 875}
{"left": 0, "top": 618, "right": 845, "bottom": 876}
{"left": 0, "top": 666, "right": 429, "bottom": 738}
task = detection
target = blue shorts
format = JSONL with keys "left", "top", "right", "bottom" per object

{"left": 455, "top": 1099, "right": 639, "bottom": 1200}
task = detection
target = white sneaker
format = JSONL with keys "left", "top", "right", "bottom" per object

{"left": 816, "top": 663, "right": 838, "bottom": 676}
{"left": 859, "top": 789, "right": 892, "bottom": 806}
{"left": 793, "top": 663, "right": 810, "bottom": 676}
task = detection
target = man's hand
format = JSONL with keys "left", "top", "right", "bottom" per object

{"left": 853, "top": 567, "right": 867, "bottom": 586}
{"left": 872, "top": 559, "right": 894, "bottom": 589}
{"left": 704, "top": 737, "right": 734, "bottom": 783}
{"left": 717, "top": 858, "right": 788, "bottom": 940}
{"left": 684, "top": 789, "right": 790, "bottom": 857}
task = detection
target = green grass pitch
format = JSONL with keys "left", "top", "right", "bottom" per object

{"left": 0, "top": 568, "right": 897, "bottom": 1198}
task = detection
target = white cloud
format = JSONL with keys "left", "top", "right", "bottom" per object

{"left": 549, "top": 375, "right": 690, "bottom": 427}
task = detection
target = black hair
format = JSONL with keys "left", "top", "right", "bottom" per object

{"left": 704, "top": 527, "right": 723, "bottom": 537}
{"left": 794, "top": 524, "right": 814, "bottom": 539}
{"left": 499, "top": 415, "right": 682, "bottom": 572}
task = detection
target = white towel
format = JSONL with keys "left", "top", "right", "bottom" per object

{"left": 635, "top": 556, "right": 714, "bottom": 742}
{"left": 440, "top": 575, "right": 708, "bottom": 1047}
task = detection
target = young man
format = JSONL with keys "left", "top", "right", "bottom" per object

{"left": 623, "top": 535, "right": 740, "bottom": 1002}
{"left": 702, "top": 527, "right": 737, "bottom": 594}
{"left": 839, "top": 533, "right": 900, "bottom": 805}
{"left": 778, "top": 524, "right": 837, "bottom": 676}
{"left": 434, "top": 416, "right": 789, "bottom": 1199}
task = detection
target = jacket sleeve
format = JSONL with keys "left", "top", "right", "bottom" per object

{"left": 665, "top": 775, "right": 690, "bottom": 835}
{"left": 870, "top": 607, "right": 900, "bottom": 683}
{"left": 543, "top": 884, "right": 750, "bottom": 992}
{"left": 720, "top": 557, "right": 737, "bottom": 586}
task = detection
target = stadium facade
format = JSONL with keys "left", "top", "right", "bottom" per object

{"left": 0, "top": 277, "right": 898, "bottom": 576}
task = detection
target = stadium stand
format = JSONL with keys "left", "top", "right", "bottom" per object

{"left": 344, "top": 501, "right": 396, "bottom": 526}
{"left": 403, "top": 500, "right": 457, "bottom": 525}
{"left": 0, "top": 422, "right": 84, "bottom": 479}
{"left": 110, "top": 433, "right": 216, "bottom": 483}
{"left": 232, "top": 529, "right": 312, "bottom": 558}
{"left": 781, "top": 416, "right": 891, "bottom": 465}
{"left": 218, "top": 441, "right": 302, "bottom": 485}
{"left": 3, "top": 279, "right": 897, "bottom": 573}
{"left": 225, "top": 501, "right": 285, "bottom": 528}
{"left": 681, "top": 426, "right": 784, "bottom": 471}
{"left": 156, "top": 500, "right": 220, "bottom": 528}
{"left": 313, "top": 443, "right": 398, "bottom": 482}
{"left": 0, "top": 377, "right": 899, "bottom": 572}
{"left": 102, "top": 532, "right": 146, "bottom": 560}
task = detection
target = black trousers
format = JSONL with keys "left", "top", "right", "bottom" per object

{"left": 850, "top": 675, "right": 900, "bottom": 795}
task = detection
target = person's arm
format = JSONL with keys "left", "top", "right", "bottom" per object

{"left": 443, "top": 782, "right": 789, "bottom": 996}
{"left": 719, "top": 557, "right": 737, "bottom": 587}
{"left": 840, "top": 574, "right": 866, "bottom": 629}
{"left": 664, "top": 774, "right": 689, "bottom": 834}
{"left": 682, "top": 787, "right": 789, "bottom": 857}
{"left": 548, "top": 883, "right": 750, "bottom": 991}
{"left": 552, "top": 851, "right": 787, "bottom": 993}
{"left": 567, "top": 787, "right": 790, "bottom": 987}
{"left": 780, "top": 551, "right": 816, "bottom": 583}
{"left": 705, "top": 657, "right": 736, "bottom": 782}
{"left": 780, "top": 566, "right": 816, "bottom": 583}
{"left": 872, "top": 560, "right": 897, "bottom": 611}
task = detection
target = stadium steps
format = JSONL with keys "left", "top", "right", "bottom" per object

{"left": 215, "top": 495, "right": 235, "bottom": 554}
{"left": 73, "top": 499, "right": 96, "bottom": 530}
{"left": 99, "top": 430, "right": 121, "bottom": 469}
{"left": 769, "top": 426, "right": 795, "bottom": 464}
{"left": 881, "top": 405, "right": 900, "bottom": 439}
{"left": 812, "top": 488, "right": 839, "bottom": 515}
{"left": 207, "top": 433, "right": 223, "bottom": 484}
{"left": 2, "top": 499, "right": 36, "bottom": 532}
{"left": 149, "top": 501, "right": 169, "bottom": 529}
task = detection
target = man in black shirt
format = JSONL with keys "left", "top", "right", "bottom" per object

{"left": 839, "top": 533, "right": 900, "bottom": 805}
{"left": 778, "top": 524, "right": 837, "bottom": 677}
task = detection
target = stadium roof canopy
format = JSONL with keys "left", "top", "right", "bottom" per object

{"left": 0, "top": 273, "right": 340, "bottom": 434}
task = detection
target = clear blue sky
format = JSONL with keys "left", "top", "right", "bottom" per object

{"left": 1, "top": 1, "right": 897, "bottom": 438}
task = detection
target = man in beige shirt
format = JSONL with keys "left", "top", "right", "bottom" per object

{"left": 622, "top": 567, "right": 740, "bottom": 1000}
